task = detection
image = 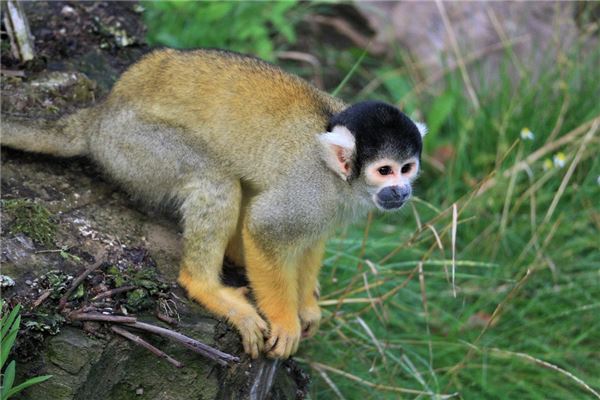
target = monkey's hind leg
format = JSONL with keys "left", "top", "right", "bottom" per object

{"left": 297, "top": 241, "right": 325, "bottom": 338}
{"left": 177, "top": 178, "right": 268, "bottom": 358}
{"left": 243, "top": 227, "right": 302, "bottom": 359}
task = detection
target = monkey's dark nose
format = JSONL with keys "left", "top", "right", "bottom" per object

{"left": 377, "top": 185, "right": 411, "bottom": 209}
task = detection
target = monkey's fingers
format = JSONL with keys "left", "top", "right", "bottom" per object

{"left": 264, "top": 336, "right": 278, "bottom": 353}
{"left": 299, "top": 305, "right": 321, "bottom": 338}
{"left": 237, "top": 315, "right": 269, "bottom": 359}
{"left": 301, "top": 321, "right": 319, "bottom": 338}
{"left": 265, "top": 322, "right": 301, "bottom": 359}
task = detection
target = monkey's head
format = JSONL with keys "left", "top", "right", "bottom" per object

{"left": 318, "top": 101, "right": 426, "bottom": 211}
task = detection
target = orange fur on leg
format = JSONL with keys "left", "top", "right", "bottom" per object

{"left": 297, "top": 241, "right": 325, "bottom": 338}
{"left": 242, "top": 227, "right": 301, "bottom": 359}
{"left": 178, "top": 267, "right": 268, "bottom": 358}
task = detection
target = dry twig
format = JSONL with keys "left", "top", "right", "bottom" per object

{"left": 69, "top": 312, "right": 137, "bottom": 324}
{"left": 128, "top": 321, "right": 239, "bottom": 366}
{"left": 31, "top": 289, "right": 52, "bottom": 309}
{"left": 111, "top": 325, "right": 184, "bottom": 368}
{"left": 3, "top": 0, "right": 35, "bottom": 62}
{"left": 68, "top": 312, "right": 239, "bottom": 366}
{"left": 58, "top": 251, "right": 106, "bottom": 310}
{"left": 91, "top": 285, "right": 136, "bottom": 301}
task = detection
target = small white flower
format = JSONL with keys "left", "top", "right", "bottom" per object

{"left": 553, "top": 152, "right": 566, "bottom": 169}
{"left": 520, "top": 127, "right": 535, "bottom": 141}
{"left": 597, "top": 176, "right": 600, "bottom": 186}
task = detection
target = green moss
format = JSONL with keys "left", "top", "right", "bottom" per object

{"left": 126, "top": 288, "right": 153, "bottom": 311}
{"left": 105, "top": 265, "right": 169, "bottom": 312}
{"left": 3, "top": 199, "right": 56, "bottom": 246}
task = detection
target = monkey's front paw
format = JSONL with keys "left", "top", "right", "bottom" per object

{"left": 299, "top": 304, "right": 321, "bottom": 338}
{"left": 265, "top": 318, "right": 301, "bottom": 359}
{"left": 232, "top": 313, "right": 269, "bottom": 359}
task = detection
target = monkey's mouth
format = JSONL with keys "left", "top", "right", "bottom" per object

{"left": 375, "top": 199, "right": 406, "bottom": 211}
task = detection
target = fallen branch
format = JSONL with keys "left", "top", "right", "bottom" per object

{"left": 67, "top": 311, "right": 239, "bottom": 366}
{"left": 69, "top": 312, "right": 137, "bottom": 324}
{"left": 111, "top": 325, "right": 184, "bottom": 368}
{"left": 58, "top": 251, "right": 106, "bottom": 310}
{"left": 3, "top": 0, "right": 35, "bottom": 62}
{"left": 91, "top": 285, "right": 136, "bottom": 301}
{"left": 128, "top": 321, "right": 239, "bottom": 366}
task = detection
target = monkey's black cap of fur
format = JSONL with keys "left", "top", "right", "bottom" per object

{"left": 328, "top": 101, "right": 423, "bottom": 176}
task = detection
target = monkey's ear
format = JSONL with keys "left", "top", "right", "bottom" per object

{"left": 414, "top": 121, "right": 428, "bottom": 138}
{"left": 317, "top": 125, "right": 355, "bottom": 181}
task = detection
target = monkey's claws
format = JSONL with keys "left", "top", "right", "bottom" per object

{"left": 299, "top": 304, "right": 321, "bottom": 338}
{"left": 265, "top": 318, "right": 301, "bottom": 359}
{"left": 235, "top": 313, "right": 269, "bottom": 359}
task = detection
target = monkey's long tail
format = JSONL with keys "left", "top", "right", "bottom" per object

{"left": 1, "top": 109, "right": 93, "bottom": 157}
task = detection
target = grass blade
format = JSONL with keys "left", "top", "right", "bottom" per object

{"left": 0, "top": 304, "right": 21, "bottom": 340}
{"left": 0, "top": 315, "right": 20, "bottom": 370}
{"left": 5, "top": 375, "right": 53, "bottom": 399}
{"left": 331, "top": 46, "right": 369, "bottom": 97}
{"left": 1, "top": 360, "right": 16, "bottom": 400}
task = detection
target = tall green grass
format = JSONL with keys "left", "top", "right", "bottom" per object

{"left": 299, "top": 32, "right": 600, "bottom": 400}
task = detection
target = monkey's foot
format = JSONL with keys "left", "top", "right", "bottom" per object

{"left": 299, "top": 303, "right": 321, "bottom": 338}
{"left": 265, "top": 317, "right": 301, "bottom": 359}
{"left": 178, "top": 269, "right": 268, "bottom": 358}
{"left": 230, "top": 311, "right": 269, "bottom": 359}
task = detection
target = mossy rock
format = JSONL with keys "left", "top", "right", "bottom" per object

{"left": 2, "top": 199, "right": 56, "bottom": 247}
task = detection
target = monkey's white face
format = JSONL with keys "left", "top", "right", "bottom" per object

{"left": 363, "top": 157, "right": 420, "bottom": 211}
{"left": 317, "top": 111, "right": 425, "bottom": 213}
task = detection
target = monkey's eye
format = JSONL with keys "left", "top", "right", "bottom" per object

{"left": 401, "top": 163, "right": 414, "bottom": 174}
{"left": 378, "top": 166, "right": 393, "bottom": 176}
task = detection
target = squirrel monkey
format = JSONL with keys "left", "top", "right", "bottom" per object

{"left": 2, "top": 49, "right": 426, "bottom": 359}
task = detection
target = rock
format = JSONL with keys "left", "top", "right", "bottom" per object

{"left": 357, "top": 2, "right": 596, "bottom": 89}
{"left": 22, "top": 327, "right": 103, "bottom": 400}
{"left": 1, "top": 274, "right": 16, "bottom": 288}
{"left": 48, "top": 328, "right": 102, "bottom": 375}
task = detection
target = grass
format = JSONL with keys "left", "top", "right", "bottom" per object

{"left": 295, "top": 21, "right": 600, "bottom": 400}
